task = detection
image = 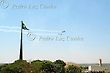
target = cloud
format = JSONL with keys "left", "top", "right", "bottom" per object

{"left": 0, "top": 26, "right": 61, "bottom": 34}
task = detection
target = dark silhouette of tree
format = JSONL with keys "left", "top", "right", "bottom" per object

{"left": 41, "top": 60, "right": 55, "bottom": 73}
{"left": 54, "top": 60, "right": 66, "bottom": 66}
{"left": 53, "top": 60, "right": 66, "bottom": 73}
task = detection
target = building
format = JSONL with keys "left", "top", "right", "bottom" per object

{"left": 83, "top": 59, "right": 110, "bottom": 73}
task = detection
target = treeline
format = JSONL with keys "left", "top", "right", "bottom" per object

{"left": 0, "top": 59, "right": 83, "bottom": 73}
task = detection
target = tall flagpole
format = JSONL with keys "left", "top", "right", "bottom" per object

{"left": 19, "top": 21, "right": 23, "bottom": 60}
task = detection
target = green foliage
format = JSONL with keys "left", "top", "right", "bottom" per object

{"left": 0, "top": 60, "right": 35, "bottom": 73}
{"left": 0, "top": 59, "right": 82, "bottom": 73}
{"left": 32, "top": 60, "right": 55, "bottom": 73}
{"left": 41, "top": 60, "right": 55, "bottom": 73}
{"left": 31, "top": 60, "right": 66, "bottom": 73}
{"left": 53, "top": 60, "right": 66, "bottom": 73}
{"left": 31, "top": 60, "right": 43, "bottom": 73}
{"left": 65, "top": 65, "right": 82, "bottom": 73}
{"left": 54, "top": 60, "right": 66, "bottom": 66}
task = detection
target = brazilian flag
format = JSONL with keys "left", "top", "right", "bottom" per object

{"left": 21, "top": 21, "right": 29, "bottom": 30}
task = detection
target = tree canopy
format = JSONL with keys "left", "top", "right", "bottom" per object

{"left": 0, "top": 59, "right": 82, "bottom": 73}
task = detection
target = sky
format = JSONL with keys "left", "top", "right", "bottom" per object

{"left": 0, "top": 0, "right": 110, "bottom": 63}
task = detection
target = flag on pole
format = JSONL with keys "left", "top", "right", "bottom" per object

{"left": 21, "top": 21, "right": 29, "bottom": 30}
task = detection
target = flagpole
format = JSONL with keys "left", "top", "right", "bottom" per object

{"left": 19, "top": 21, "right": 23, "bottom": 60}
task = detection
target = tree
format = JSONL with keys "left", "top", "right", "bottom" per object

{"left": 41, "top": 60, "right": 55, "bottom": 73}
{"left": 31, "top": 60, "right": 43, "bottom": 73}
{"left": 54, "top": 60, "right": 66, "bottom": 66}
{"left": 0, "top": 60, "right": 35, "bottom": 73}
{"left": 32, "top": 60, "right": 55, "bottom": 73}
{"left": 53, "top": 60, "right": 66, "bottom": 73}
{"left": 65, "top": 65, "right": 82, "bottom": 73}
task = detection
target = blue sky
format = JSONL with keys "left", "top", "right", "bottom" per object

{"left": 0, "top": 0, "right": 110, "bottom": 63}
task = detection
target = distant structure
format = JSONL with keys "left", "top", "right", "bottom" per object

{"left": 99, "top": 59, "right": 102, "bottom": 66}
{"left": 83, "top": 59, "right": 110, "bottom": 73}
